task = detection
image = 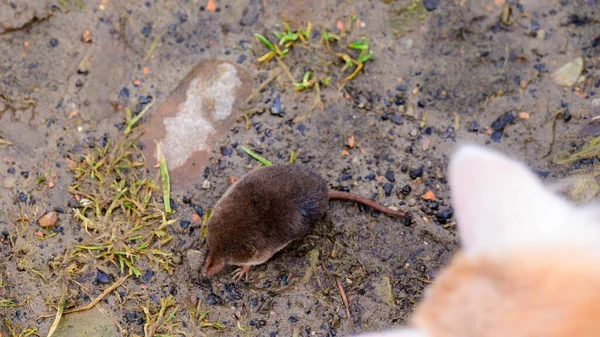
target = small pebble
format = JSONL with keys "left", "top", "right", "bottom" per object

{"left": 552, "top": 57, "right": 583, "bottom": 87}
{"left": 172, "top": 252, "right": 183, "bottom": 265}
{"left": 421, "top": 136, "right": 431, "bottom": 151}
{"left": 37, "top": 211, "right": 58, "bottom": 229}
{"left": 467, "top": 121, "right": 479, "bottom": 132}
{"left": 180, "top": 220, "right": 191, "bottom": 229}
{"left": 591, "top": 98, "right": 600, "bottom": 115}
{"left": 383, "top": 183, "right": 393, "bottom": 197}
{"left": 141, "top": 25, "right": 152, "bottom": 37}
{"left": 490, "top": 130, "right": 504, "bottom": 143}
{"left": 400, "top": 184, "right": 412, "bottom": 196}
{"left": 278, "top": 274, "right": 288, "bottom": 285}
{"left": 18, "top": 192, "right": 28, "bottom": 203}
{"left": 49, "top": 38, "right": 59, "bottom": 47}
{"left": 270, "top": 96, "right": 284, "bottom": 116}
{"left": 529, "top": 19, "right": 540, "bottom": 35}
{"left": 340, "top": 173, "right": 353, "bottom": 181}
{"left": 96, "top": 270, "right": 111, "bottom": 284}
{"left": 391, "top": 115, "right": 403, "bottom": 125}
{"left": 119, "top": 87, "right": 130, "bottom": 99}
{"left": 404, "top": 101, "right": 415, "bottom": 118}
{"left": 426, "top": 200, "right": 439, "bottom": 210}
{"left": 563, "top": 110, "right": 572, "bottom": 122}
{"left": 385, "top": 170, "right": 395, "bottom": 183}
{"left": 437, "top": 208, "right": 454, "bottom": 222}
{"left": 142, "top": 269, "right": 154, "bottom": 283}
{"left": 205, "top": 293, "right": 223, "bottom": 305}
{"left": 533, "top": 63, "right": 547, "bottom": 72}
{"left": 409, "top": 167, "right": 423, "bottom": 179}
{"left": 297, "top": 124, "right": 307, "bottom": 136}
{"left": 139, "top": 95, "right": 152, "bottom": 104}
{"left": 224, "top": 283, "right": 242, "bottom": 300}
{"left": 239, "top": 1, "right": 260, "bottom": 26}
{"left": 193, "top": 204, "right": 204, "bottom": 216}
{"left": 490, "top": 110, "right": 515, "bottom": 131}
{"left": 221, "top": 147, "right": 233, "bottom": 156}
{"left": 81, "top": 30, "right": 92, "bottom": 43}
{"left": 423, "top": 0, "right": 438, "bottom": 11}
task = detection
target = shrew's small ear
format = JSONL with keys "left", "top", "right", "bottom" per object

{"left": 449, "top": 145, "right": 600, "bottom": 254}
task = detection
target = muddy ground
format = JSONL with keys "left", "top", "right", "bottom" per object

{"left": 0, "top": 0, "right": 599, "bottom": 336}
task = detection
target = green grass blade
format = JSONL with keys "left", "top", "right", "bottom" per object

{"left": 241, "top": 146, "right": 272, "bottom": 166}
{"left": 357, "top": 51, "right": 373, "bottom": 63}
{"left": 254, "top": 33, "right": 275, "bottom": 51}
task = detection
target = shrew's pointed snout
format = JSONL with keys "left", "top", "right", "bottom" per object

{"left": 201, "top": 253, "right": 225, "bottom": 277}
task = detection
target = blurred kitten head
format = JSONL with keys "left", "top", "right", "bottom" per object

{"left": 355, "top": 145, "right": 600, "bottom": 337}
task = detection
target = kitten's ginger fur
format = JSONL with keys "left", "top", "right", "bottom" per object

{"left": 355, "top": 145, "right": 600, "bottom": 337}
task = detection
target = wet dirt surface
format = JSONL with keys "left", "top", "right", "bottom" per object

{"left": 0, "top": 0, "right": 599, "bottom": 336}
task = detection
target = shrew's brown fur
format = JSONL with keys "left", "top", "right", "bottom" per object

{"left": 201, "top": 164, "right": 409, "bottom": 278}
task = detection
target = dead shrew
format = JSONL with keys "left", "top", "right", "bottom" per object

{"left": 201, "top": 164, "right": 410, "bottom": 280}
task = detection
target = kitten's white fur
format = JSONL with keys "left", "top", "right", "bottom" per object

{"left": 352, "top": 144, "right": 600, "bottom": 337}
{"left": 450, "top": 144, "right": 600, "bottom": 255}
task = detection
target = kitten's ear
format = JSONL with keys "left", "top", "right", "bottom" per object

{"left": 353, "top": 328, "right": 428, "bottom": 337}
{"left": 449, "top": 145, "right": 599, "bottom": 254}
